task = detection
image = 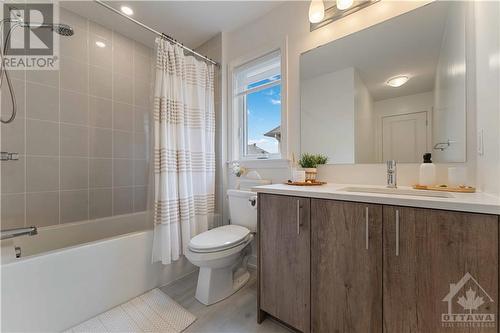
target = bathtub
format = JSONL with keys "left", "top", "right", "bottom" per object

{"left": 1, "top": 212, "right": 196, "bottom": 332}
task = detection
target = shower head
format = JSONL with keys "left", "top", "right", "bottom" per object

{"left": 18, "top": 22, "right": 74, "bottom": 37}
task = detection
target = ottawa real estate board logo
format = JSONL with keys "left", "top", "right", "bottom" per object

{"left": 2, "top": 2, "right": 60, "bottom": 70}
{"left": 442, "top": 272, "right": 495, "bottom": 328}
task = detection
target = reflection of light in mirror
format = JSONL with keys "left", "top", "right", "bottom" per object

{"left": 95, "top": 41, "right": 106, "bottom": 48}
{"left": 489, "top": 51, "right": 500, "bottom": 69}
{"left": 386, "top": 75, "right": 409, "bottom": 87}
{"left": 120, "top": 6, "right": 134, "bottom": 16}
{"left": 448, "top": 63, "right": 466, "bottom": 77}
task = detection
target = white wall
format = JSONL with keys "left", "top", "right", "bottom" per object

{"left": 301, "top": 67, "right": 356, "bottom": 163}
{"left": 373, "top": 91, "right": 434, "bottom": 162}
{"left": 474, "top": 1, "right": 500, "bottom": 195}
{"left": 433, "top": 2, "right": 467, "bottom": 163}
{"left": 223, "top": 1, "right": 433, "bottom": 191}
{"left": 354, "top": 71, "right": 375, "bottom": 163}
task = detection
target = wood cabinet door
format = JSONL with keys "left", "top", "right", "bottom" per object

{"left": 383, "top": 206, "right": 499, "bottom": 333}
{"left": 259, "top": 194, "right": 311, "bottom": 332}
{"left": 311, "top": 199, "right": 383, "bottom": 333}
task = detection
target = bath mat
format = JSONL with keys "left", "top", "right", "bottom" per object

{"left": 64, "top": 289, "right": 196, "bottom": 333}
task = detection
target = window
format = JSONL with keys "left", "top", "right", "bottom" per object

{"left": 233, "top": 51, "right": 282, "bottom": 160}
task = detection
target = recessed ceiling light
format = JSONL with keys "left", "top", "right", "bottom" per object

{"left": 95, "top": 41, "right": 106, "bottom": 48}
{"left": 120, "top": 6, "right": 133, "bottom": 16}
{"left": 386, "top": 75, "right": 409, "bottom": 88}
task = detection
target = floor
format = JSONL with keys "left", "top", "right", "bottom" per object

{"left": 160, "top": 269, "right": 292, "bottom": 333}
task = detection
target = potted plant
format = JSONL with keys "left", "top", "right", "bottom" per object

{"left": 298, "top": 153, "right": 328, "bottom": 181}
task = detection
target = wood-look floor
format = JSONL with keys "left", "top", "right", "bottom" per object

{"left": 160, "top": 270, "right": 292, "bottom": 333}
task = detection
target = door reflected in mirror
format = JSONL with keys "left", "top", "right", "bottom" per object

{"left": 300, "top": 2, "right": 467, "bottom": 164}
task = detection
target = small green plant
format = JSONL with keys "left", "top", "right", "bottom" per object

{"left": 298, "top": 153, "right": 328, "bottom": 168}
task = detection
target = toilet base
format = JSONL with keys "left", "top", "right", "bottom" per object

{"left": 195, "top": 265, "right": 250, "bottom": 305}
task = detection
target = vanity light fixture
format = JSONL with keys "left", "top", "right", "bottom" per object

{"left": 336, "top": 0, "right": 354, "bottom": 10}
{"left": 386, "top": 75, "right": 409, "bottom": 88}
{"left": 310, "top": 0, "right": 380, "bottom": 31}
{"left": 309, "top": 0, "right": 325, "bottom": 24}
{"left": 95, "top": 41, "right": 106, "bottom": 48}
{"left": 120, "top": 5, "right": 134, "bottom": 16}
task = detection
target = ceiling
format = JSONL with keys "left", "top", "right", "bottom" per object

{"left": 300, "top": 2, "right": 452, "bottom": 101}
{"left": 61, "top": 1, "right": 284, "bottom": 49}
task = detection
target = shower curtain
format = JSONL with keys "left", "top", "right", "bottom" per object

{"left": 152, "top": 37, "right": 215, "bottom": 265}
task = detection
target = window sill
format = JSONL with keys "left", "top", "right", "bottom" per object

{"left": 229, "top": 158, "right": 290, "bottom": 169}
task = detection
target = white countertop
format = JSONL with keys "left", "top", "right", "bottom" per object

{"left": 253, "top": 183, "right": 500, "bottom": 215}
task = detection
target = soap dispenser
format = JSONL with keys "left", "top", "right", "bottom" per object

{"left": 419, "top": 153, "right": 436, "bottom": 186}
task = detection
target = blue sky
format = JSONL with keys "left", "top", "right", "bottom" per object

{"left": 246, "top": 85, "right": 281, "bottom": 153}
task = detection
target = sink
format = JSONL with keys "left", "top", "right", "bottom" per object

{"left": 338, "top": 186, "right": 454, "bottom": 198}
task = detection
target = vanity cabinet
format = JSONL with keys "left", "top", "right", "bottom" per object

{"left": 383, "top": 206, "right": 498, "bottom": 333}
{"left": 258, "top": 194, "right": 311, "bottom": 333}
{"left": 311, "top": 199, "right": 383, "bottom": 333}
{"left": 258, "top": 194, "right": 499, "bottom": 333}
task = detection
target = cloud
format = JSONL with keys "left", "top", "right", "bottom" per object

{"left": 270, "top": 98, "right": 281, "bottom": 105}
{"left": 248, "top": 138, "right": 270, "bottom": 145}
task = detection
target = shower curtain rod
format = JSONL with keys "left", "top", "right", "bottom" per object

{"left": 94, "top": 0, "right": 220, "bottom": 67}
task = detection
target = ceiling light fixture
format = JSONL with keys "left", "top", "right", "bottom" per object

{"left": 336, "top": 0, "right": 354, "bottom": 10}
{"left": 120, "top": 6, "right": 133, "bottom": 16}
{"left": 386, "top": 75, "right": 409, "bottom": 88}
{"left": 309, "top": 0, "right": 325, "bottom": 24}
{"left": 95, "top": 41, "right": 106, "bottom": 48}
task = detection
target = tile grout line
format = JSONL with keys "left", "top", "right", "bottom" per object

{"left": 87, "top": 18, "right": 91, "bottom": 221}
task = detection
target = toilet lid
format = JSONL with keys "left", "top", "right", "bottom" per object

{"left": 188, "top": 225, "right": 251, "bottom": 253}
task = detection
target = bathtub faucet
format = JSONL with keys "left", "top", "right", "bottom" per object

{"left": 1, "top": 226, "right": 38, "bottom": 240}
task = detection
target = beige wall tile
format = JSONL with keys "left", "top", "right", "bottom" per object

{"left": 2, "top": 78, "right": 25, "bottom": 119}
{"left": 1, "top": 156, "right": 25, "bottom": 194}
{"left": 90, "top": 34, "right": 112, "bottom": 69}
{"left": 26, "top": 82, "right": 59, "bottom": 121}
{"left": 90, "top": 158, "right": 112, "bottom": 188}
{"left": 26, "top": 119, "right": 59, "bottom": 155}
{"left": 61, "top": 190, "right": 89, "bottom": 223}
{"left": 90, "top": 21, "right": 112, "bottom": 41}
{"left": 113, "top": 102, "right": 133, "bottom": 131}
{"left": 60, "top": 26, "right": 88, "bottom": 62}
{"left": 133, "top": 132, "right": 149, "bottom": 160}
{"left": 113, "top": 73, "right": 133, "bottom": 104}
{"left": 26, "top": 192, "right": 59, "bottom": 227}
{"left": 61, "top": 90, "right": 89, "bottom": 125}
{"left": 113, "top": 33, "right": 134, "bottom": 75}
{"left": 134, "top": 54, "right": 151, "bottom": 82}
{"left": 60, "top": 57, "right": 88, "bottom": 94}
{"left": 27, "top": 70, "right": 59, "bottom": 88}
{"left": 61, "top": 157, "right": 89, "bottom": 190}
{"left": 89, "top": 97, "right": 112, "bottom": 128}
{"left": 134, "top": 79, "right": 151, "bottom": 108}
{"left": 26, "top": 156, "right": 59, "bottom": 192}
{"left": 134, "top": 159, "right": 148, "bottom": 186}
{"left": 133, "top": 186, "right": 147, "bottom": 212}
{"left": 113, "top": 159, "right": 133, "bottom": 187}
{"left": 61, "top": 124, "right": 89, "bottom": 157}
{"left": 89, "top": 188, "right": 112, "bottom": 219}
{"left": 1, "top": 117, "right": 25, "bottom": 153}
{"left": 113, "top": 187, "right": 133, "bottom": 215}
{"left": 90, "top": 66, "right": 112, "bottom": 99}
{"left": 90, "top": 128, "right": 112, "bottom": 158}
{"left": 134, "top": 106, "right": 150, "bottom": 133}
{"left": 1, "top": 194, "right": 25, "bottom": 229}
{"left": 113, "top": 131, "right": 133, "bottom": 158}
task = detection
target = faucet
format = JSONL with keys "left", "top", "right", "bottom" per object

{"left": 1, "top": 226, "right": 37, "bottom": 240}
{"left": 386, "top": 160, "right": 397, "bottom": 188}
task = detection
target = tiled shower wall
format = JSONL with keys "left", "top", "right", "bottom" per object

{"left": 0, "top": 8, "right": 154, "bottom": 228}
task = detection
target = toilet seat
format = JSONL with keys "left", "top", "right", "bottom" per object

{"left": 188, "top": 225, "right": 251, "bottom": 253}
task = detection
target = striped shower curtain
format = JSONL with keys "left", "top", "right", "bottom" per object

{"left": 151, "top": 37, "right": 215, "bottom": 265}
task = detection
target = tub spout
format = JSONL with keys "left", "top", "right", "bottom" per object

{"left": 1, "top": 226, "right": 38, "bottom": 240}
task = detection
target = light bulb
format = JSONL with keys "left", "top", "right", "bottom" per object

{"left": 336, "top": 0, "right": 354, "bottom": 10}
{"left": 309, "top": 0, "right": 325, "bottom": 24}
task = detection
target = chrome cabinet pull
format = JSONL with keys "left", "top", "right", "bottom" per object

{"left": 395, "top": 209, "right": 400, "bottom": 256}
{"left": 296, "top": 199, "right": 301, "bottom": 235}
{"left": 365, "top": 207, "right": 369, "bottom": 250}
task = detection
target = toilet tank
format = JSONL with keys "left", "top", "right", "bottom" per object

{"left": 227, "top": 190, "right": 258, "bottom": 232}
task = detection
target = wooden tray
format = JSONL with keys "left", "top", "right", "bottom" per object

{"left": 285, "top": 180, "right": 327, "bottom": 186}
{"left": 412, "top": 184, "right": 476, "bottom": 193}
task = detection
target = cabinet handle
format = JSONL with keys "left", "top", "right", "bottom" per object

{"left": 365, "top": 207, "right": 369, "bottom": 250}
{"left": 395, "top": 209, "right": 400, "bottom": 256}
{"left": 296, "top": 199, "right": 301, "bottom": 235}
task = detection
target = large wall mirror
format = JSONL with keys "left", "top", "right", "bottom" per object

{"left": 300, "top": 2, "right": 467, "bottom": 164}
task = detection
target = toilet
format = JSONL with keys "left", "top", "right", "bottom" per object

{"left": 185, "top": 187, "right": 261, "bottom": 305}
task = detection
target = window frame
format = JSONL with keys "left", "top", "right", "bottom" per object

{"left": 228, "top": 40, "right": 288, "bottom": 166}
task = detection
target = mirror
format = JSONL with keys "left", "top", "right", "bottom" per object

{"left": 300, "top": 2, "right": 467, "bottom": 164}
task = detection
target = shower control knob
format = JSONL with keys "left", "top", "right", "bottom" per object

{"left": 0, "top": 152, "right": 19, "bottom": 161}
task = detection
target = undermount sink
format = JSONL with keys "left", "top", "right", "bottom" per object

{"left": 338, "top": 186, "right": 455, "bottom": 198}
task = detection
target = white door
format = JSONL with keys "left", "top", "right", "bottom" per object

{"left": 382, "top": 111, "right": 428, "bottom": 163}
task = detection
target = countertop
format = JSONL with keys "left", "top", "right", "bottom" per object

{"left": 253, "top": 183, "right": 500, "bottom": 215}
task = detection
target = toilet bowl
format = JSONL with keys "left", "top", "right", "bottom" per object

{"left": 185, "top": 188, "right": 260, "bottom": 305}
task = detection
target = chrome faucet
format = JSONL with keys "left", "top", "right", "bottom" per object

{"left": 386, "top": 160, "right": 397, "bottom": 188}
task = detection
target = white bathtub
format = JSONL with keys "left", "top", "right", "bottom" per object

{"left": 1, "top": 212, "right": 196, "bottom": 332}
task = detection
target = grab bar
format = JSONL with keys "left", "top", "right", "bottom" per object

{"left": 1, "top": 226, "right": 38, "bottom": 240}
